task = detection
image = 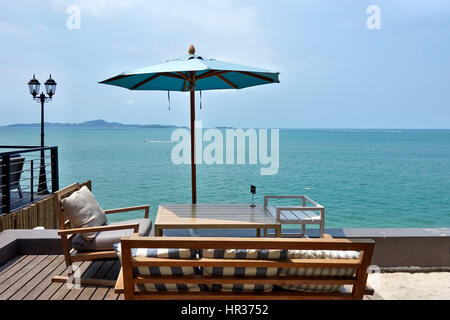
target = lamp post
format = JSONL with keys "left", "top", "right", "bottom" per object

{"left": 28, "top": 74, "right": 57, "bottom": 194}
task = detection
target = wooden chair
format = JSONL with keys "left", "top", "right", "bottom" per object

{"left": 115, "top": 235, "right": 375, "bottom": 300}
{"left": 264, "top": 195, "right": 325, "bottom": 238}
{"left": 51, "top": 180, "right": 150, "bottom": 287}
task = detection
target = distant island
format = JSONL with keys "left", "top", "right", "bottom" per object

{"left": 2, "top": 120, "right": 236, "bottom": 130}
{"left": 2, "top": 119, "right": 182, "bottom": 129}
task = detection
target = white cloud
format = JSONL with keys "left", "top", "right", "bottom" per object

{"left": 126, "top": 99, "right": 135, "bottom": 104}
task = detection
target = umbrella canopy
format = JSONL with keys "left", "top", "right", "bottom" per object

{"left": 99, "top": 45, "right": 280, "bottom": 203}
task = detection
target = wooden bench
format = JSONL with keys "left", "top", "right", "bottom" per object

{"left": 115, "top": 235, "right": 375, "bottom": 300}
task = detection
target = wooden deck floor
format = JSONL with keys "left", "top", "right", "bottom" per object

{"left": 0, "top": 255, "right": 381, "bottom": 300}
{"left": 0, "top": 255, "right": 123, "bottom": 300}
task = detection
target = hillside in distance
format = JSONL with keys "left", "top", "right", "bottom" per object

{"left": 3, "top": 119, "right": 181, "bottom": 129}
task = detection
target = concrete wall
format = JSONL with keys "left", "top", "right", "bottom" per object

{"left": 0, "top": 228, "right": 449, "bottom": 268}
{"left": 0, "top": 229, "right": 61, "bottom": 267}
{"left": 328, "top": 228, "right": 450, "bottom": 268}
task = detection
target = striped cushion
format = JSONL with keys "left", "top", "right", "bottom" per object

{"left": 114, "top": 244, "right": 205, "bottom": 292}
{"left": 201, "top": 249, "right": 287, "bottom": 292}
{"left": 278, "top": 250, "right": 360, "bottom": 292}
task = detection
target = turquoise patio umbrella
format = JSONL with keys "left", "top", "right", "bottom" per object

{"left": 99, "top": 45, "right": 280, "bottom": 203}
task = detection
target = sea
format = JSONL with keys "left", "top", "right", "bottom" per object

{"left": 1, "top": 127, "right": 449, "bottom": 229}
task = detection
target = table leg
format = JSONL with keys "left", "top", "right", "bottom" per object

{"left": 275, "top": 226, "right": 281, "bottom": 238}
{"left": 155, "top": 227, "right": 163, "bottom": 237}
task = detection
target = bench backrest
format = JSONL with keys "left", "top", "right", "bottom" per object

{"left": 119, "top": 236, "right": 375, "bottom": 300}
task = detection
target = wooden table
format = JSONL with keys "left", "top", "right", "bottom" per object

{"left": 154, "top": 204, "right": 281, "bottom": 237}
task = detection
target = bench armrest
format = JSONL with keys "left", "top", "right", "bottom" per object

{"left": 58, "top": 223, "right": 140, "bottom": 236}
{"left": 264, "top": 195, "right": 323, "bottom": 208}
{"left": 105, "top": 205, "right": 150, "bottom": 218}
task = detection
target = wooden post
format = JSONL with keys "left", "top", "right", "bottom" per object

{"left": 51, "top": 147, "right": 59, "bottom": 193}
{"left": 1, "top": 155, "right": 11, "bottom": 214}
{"left": 190, "top": 90, "right": 197, "bottom": 204}
{"left": 30, "top": 160, "right": 34, "bottom": 202}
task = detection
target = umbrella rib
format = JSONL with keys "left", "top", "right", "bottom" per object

{"left": 131, "top": 74, "right": 161, "bottom": 90}
{"left": 176, "top": 72, "right": 188, "bottom": 80}
{"left": 161, "top": 72, "right": 187, "bottom": 80}
{"left": 99, "top": 74, "right": 132, "bottom": 84}
{"left": 216, "top": 74, "right": 238, "bottom": 89}
{"left": 197, "top": 70, "right": 230, "bottom": 80}
{"left": 235, "top": 71, "right": 275, "bottom": 82}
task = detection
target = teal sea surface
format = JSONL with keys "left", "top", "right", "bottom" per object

{"left": 1, "top": 128, "right": 449, "bottom": 229}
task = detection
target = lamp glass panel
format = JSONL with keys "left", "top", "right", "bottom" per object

{"left": 28, "top": 83, "right": 40, "bottom": 96}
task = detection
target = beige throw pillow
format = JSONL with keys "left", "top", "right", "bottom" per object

{"left": 61, "top": 186, "right": 107, "bottom": 241}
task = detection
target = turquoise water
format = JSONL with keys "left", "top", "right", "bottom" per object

{"left": 1, "top": 128, "right": 449, "bottom": 228}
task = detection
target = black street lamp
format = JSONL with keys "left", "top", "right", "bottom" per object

{"left": 28, "top": 74, "right": 57, "bottom": 194}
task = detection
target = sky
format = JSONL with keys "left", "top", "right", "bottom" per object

{"left": 1, "top": 0, "right": 450, "bottom": 129}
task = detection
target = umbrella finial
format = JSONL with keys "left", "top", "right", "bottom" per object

{"left": 188, "top": 44, "right": 195, "bottom": 55}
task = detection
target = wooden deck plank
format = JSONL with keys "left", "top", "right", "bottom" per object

{"left": 9, "top": 255, "right": 64, "bottom": 300}
{"left": 77, "top": 260, "right": 115, "bottom": 300}
{"left": 36, "top": 282, "right": 65, "bottom": 300}
{"left": 0, "top": 255, "right": 57, "bottom": 300}
{"left": 35, "top": 260, "right": 79, "bottom": 300}
{"left": 0, "top": 255, "right": 37, "bottom": 285}
{"left": 103, "top": 261, "right": 123, "bottom": 300}
{"left": 103, "top": 288, "right": 119, "bottom": 300}
{"left": 0, "top": 255, "right": 26, "bottom": 273}
{"left": 63, "top": 261, "right": 104, "bottom": 300}
{"left": 0, "top": 255, "right": 45, "bottom": 294}
{"left": 48, "top": 261, "right": 92, "bottom": 300}
{"left": 23, "top": 257, "right": 68, "bottom": 300}
{"left": 90, "top": 260, "right": 121, "bottom": 300}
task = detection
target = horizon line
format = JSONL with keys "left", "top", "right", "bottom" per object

{"left": 1, "top": 119, "right": 450, "bottom": 130}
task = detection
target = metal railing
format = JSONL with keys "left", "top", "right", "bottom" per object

{"left": 0, "top": 145, "right": 59, "bottom": 214}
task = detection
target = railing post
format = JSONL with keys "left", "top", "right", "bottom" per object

{"left": 1, "top": 154, "right": 11, "bottom": 214}
{"left": 30, "top": 160, "right": 34, "bottom": 202}
{"left": 51, "top": 147, "right": 59, "bottom": 193}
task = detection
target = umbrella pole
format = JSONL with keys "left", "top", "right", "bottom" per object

{"left": 190, "top": 90, "right": 197, "bottom": 204}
